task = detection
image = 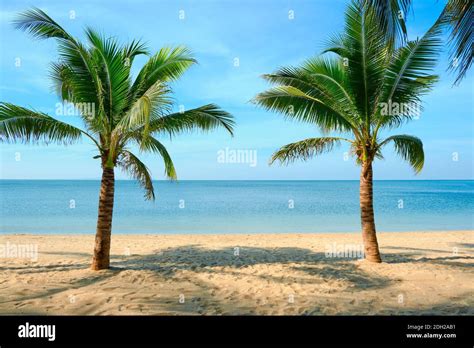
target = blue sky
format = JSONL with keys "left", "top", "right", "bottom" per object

{"left": 0, "top": 0, "right": 472, "bottom": 180}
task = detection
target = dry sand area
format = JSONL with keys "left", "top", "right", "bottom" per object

{"left": 0, "top": 231, "right": 472, "bottom": 315}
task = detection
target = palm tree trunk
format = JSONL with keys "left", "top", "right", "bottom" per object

{"left": 91, "top": 167, "right": 115, "bottom": 270}
{"left": 360, "top": 161, "right": 382, "bottom": 263}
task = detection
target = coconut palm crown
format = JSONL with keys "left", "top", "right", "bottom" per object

{"left": 253, "top": 0, "right": 442, "bottom": 262}
{"left": 367, "top": 0, "right": 472, "bottom": 84}
{"left": 0, "top": 8, "right": 234, "bottom": 269}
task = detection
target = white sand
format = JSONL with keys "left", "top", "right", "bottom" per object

{"left": 0, "top": 231, "right": 472, "bottom": 315}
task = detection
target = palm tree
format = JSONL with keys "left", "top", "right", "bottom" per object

{"left": 0, "top": 8, "right": 234, "bottom": 270}
{"left": 253, "top": 0, "right": 441, "bottom": 262}
{"left": 367, "top": 0, "right": 472, "bottom": 84}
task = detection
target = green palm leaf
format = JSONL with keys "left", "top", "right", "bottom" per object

{"left": 86, "top": 28, "right": 131, "bottom": 120}
{"left": 333, "top": 1, "right": 388, "bottom": 121}
{"left": 270, "top": 137, "right": 348, "bottom": 165}
{"left": 117, "top": 82, "right": 173, "bottom": 135}
{"left": 118, "top": 151, "right": 155, "bottom": 200}
{"left": 123, "top": 39, "right": 149, "bottom": 63}
{"left": 0, "top": 103, "right": 85, "bottom": 144}
{"left": 442, "top": 0, "right": 473, "bottom": 84}
{"left": 144, "top": 104, "right": 235, "bottom": 136}
{"left": 15, "top": 8, "right": 106, "bottom": 129}
{"left": 133, "top": 136, "right": 177, "bottom": 180}
{"left": 260, "top": 58, "right": 359, "bottom": 130}
{"left": 13, "top": 7, "right": 72, "bottom": 40}
{"left": 379, "top": 134, "right": 424, "bottom": 173}
{"left": 253, "top": 85, "right": 355, "bottom": 133}
{"left": 130, "top": 46, "right": 196, "bottom": 103}
{"left": 365, "top": 0, "right": 472, "bottom": 85}
{"left": 364, "top": 0, "right": 411, "bottom": 43}
{"left": 374, "top": 21, "right": 442, "bottom": 129}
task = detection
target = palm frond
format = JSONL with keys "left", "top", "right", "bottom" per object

{"left": 0, "top": 103, "right": 84, "bottom": 144}
{"left": 442, "top": 0, "right": 473, "bottom": 84}
{"left": 337, "top": 1, "right": 389, "bottom": 121}
{"left": 117, "top": 82, "right": 173, "bottom": 135}
{"left": 50, "top": 62, "right": 74, "bottom": 101}
{"left": 86, "top": 28, "right": 131, "bottom": 120}
{"left": 261, "top": 58, "right": 360, "bottom": 128}
{"left": 270, "top": 137, "right": 347, "bottom": 165}
{"left": 13, "top": 7, "right": 72, "bottom": 40}
{"left": 130, "top": 46, "right": 196, "bottom": 103}
{"left": 143, "top": 104, "right": 235, "bottom": 136}
{"left": 14, "top": 7, "right": 107, "bottom": 132}
{"left": 384, "top": 21, "right": 442, "bottom": 101}
{"left": 375, "top": 20, "right": 442, "bottom": 128}
{"left": 133, "top": 136, "right": 177, "bottom": 180}
{"left": 253, "top": 85, "right": 355, "bottom": 133}
{"left": 123, "top": 39, "right": 149, "bottom": 62}
{"left": 14, "top": 8, "right": 106, "bottom": 120}
{"left": 364, "top": 0, "right": 411, "bottom": 44}
{"left": 118, "top": 150, "right": 155, "bottom": 200}
{"left": 379, "top": 134, "right": 424, "bottom": 172}
{"left": 53, "top": 40, "right": 107, "bottom": 129}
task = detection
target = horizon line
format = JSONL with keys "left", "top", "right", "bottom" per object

{"left": 1, "top": 179, "right": 473, "bottom": 182}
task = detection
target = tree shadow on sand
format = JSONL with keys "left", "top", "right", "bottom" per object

{"left": 2, "top": 244, "right": 472, "bottom": 315}
{"left": 113, "top": 245, "right": 392, "bottom": 290}
{"left": 381, "top": 245, "right": 474, "bottom": 270}
{"left": 110, "top": 245, "right": 472, "bottom": 315}
{"left": 0, "top": 270, "right": 119, "bottom": 307}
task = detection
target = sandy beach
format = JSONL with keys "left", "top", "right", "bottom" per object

{"left": 0, "top": 231, "right": 472, "bottom": 315}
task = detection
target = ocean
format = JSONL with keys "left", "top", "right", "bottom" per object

{"left": 0, "top": 180, "right": 472, "bottom": 234}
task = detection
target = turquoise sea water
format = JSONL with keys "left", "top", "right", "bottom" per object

{"left": 0, "top": 180, "right": 472, "bottom": 234}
